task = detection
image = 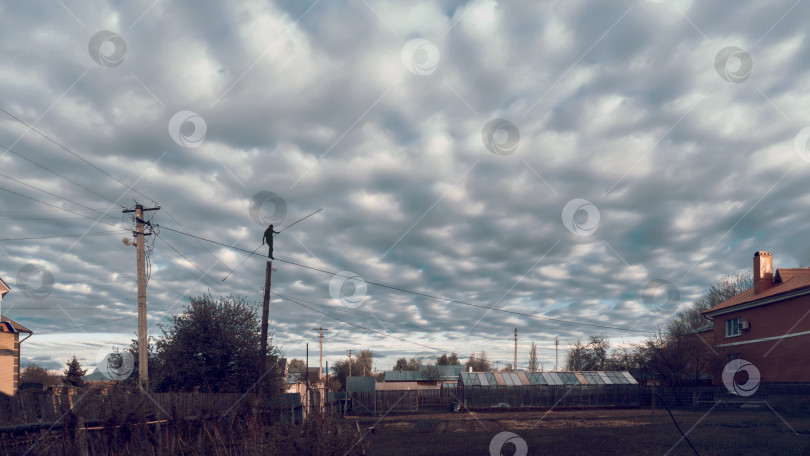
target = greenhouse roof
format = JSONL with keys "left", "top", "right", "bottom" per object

{"left": 458, "top": 371, "right": 638, "bottom": 387}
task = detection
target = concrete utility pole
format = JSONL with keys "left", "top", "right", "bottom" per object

{"left": 123, "top": 203, "right": 159, "bottom": 391}
{"left": 555, "top": 336, "right": 559, "bottom": 371}
{"left": 514, "top": 328, "right": 518, "bottom": 372}
{"left": 257, "top": 260, "right": 272, "bottom": 399}
{"left": 313, "top": 327, "right": 329, "bottom": 382}
{"left": 347, "top": 349, "right": 354, "bottom": 384}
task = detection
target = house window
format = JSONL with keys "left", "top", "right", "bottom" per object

{"left": 725, "top": 353, "right": 742, "bottom": 362}
{"left": 725, "top": 317, "right": 742, "bottom": 337}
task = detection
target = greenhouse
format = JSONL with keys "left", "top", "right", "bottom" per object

{"left": 455, "top": 371, "right": 639, "bottom": 408}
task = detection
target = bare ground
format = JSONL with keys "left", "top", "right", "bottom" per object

{"left": 352, "top": 407, "right": 810, "bottom": 456}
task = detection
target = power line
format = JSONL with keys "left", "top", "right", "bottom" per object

{"left": 273, "top": 292, "right": 466, "bottom": 354}
{"left": 0, "top": 230, "right": 127, "bottom": 241}
{"left": 0, "top": 208, "right": 111, "bottom": 213}
{"left": 157, "top": 224, "right": 652, "bottom": 334}
{"left": 31, "top": 316, "right": 134, "bottom": 334}
{"left": 273, "top": 291, "right": 533, "bottom": 370}
{"left": 153, "top": 233, "right": 219, "bottom": 287}
{"left": 273, "top": 290, "right": 560, "bottom": 352}
{"left": 0, "top": 106, "right": 157, "bottom": 206}
{"left": 0, "top": 142, "right": 120, "bottom": 206}
{"left": 0, "top": 107, "right": 219, "bottom": 279}
{"left": 0, "top": 185, "right": 123, "bottom": 229}
{"left": 0, "top": 217, "right": 99, "bottom": 221}
{"left": 0, "top": 172, "right": 121, "bottom": 222}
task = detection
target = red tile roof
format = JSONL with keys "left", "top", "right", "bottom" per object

{"left": 704, "top": 268, "right": 810, "bottom": 314}
{"left": 0, "top": 316, "right": 32, "bottom": 334}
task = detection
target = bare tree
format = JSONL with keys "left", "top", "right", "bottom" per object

{"left": 671, "top": 271, "right": 752, "bottom": 332}
{"left": 436, "top": 352, "right": 461, "bottom": 365}
{"left": 422, "top": 362, "right": 440, "bottom": 380}
{"left": 528, "top": 342, "right": 539, "bottom": 372}
{"left": 565, "top": 336, "right": 610, "bottom": 371}
{"left": 465, "top": 351, "right": 491, "bottom": 372}
{"left": 392, "top": 357, "right": 422, "bottom": 371}
{"left": 637, "top": 272, "right": 751, "bottom": 388}
{"left": 287, "top": 358, "right": 306, "bottom": 371}
{"left": 332, "top": 349, "right": 374, "bottom": 390}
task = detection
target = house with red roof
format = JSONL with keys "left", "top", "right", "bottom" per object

{"left": 702, "top": 251, "right": 810, "bottom": 383}
{"left": 0, "top": 276, "right": 34, "bottom": 395}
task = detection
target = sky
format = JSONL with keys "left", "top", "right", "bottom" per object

{"left": 1, "top": 0, "right": 810, "bottom": 377}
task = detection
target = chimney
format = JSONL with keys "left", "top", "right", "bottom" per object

{"left": 468, "top": 366, "right": 473, "bottom": 373}
{"left": 753, "top": 251, "right": 773, "bottom": 294}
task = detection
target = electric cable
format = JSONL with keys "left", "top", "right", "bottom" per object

{"left": 157, "top": 224, "right": 653, "bottom": 334}
{"left": 0, "top": 231, "right": 127, "bottom": 241}
{"left": 273, "top": 290, "right": 559, "bottom": 352}
{"left": 272, "top": 291, "right": 533, "bottom": 370}
{"left": 0, "top": 106, "right": 158, "bottom": 206}
{"left": 0, "top": 143, "right": 121, "bottom": 206}
{"left": 0, "top": 172, "right": 121, "bottom": 222}
{"left": 655, "top": 392, "right": 702, "bottom": 456}
{"left": 0, "top": 185, "right": 124, "bottom": 229}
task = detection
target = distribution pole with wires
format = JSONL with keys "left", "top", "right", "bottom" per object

{"left": 347, "top": 349, "right": 354, "bottom": 382}
{"left": 313, "top": 327, "right": 329, "bottom": 382}
{"left": 345, "top": 349, "right": 354, "bottom": 416}
{"left": 555, "top": 336, "right": 559, "bottom": 371}
{"left": 253, "top": 210, "right": 322, "bottom": 400}
{"left": 221, "top": 208, "right": 323, "bottom": 282}
{"left": 257, "top": 259, "right": 272, "bottom": 400}
{"left": 122, "top": 203, "right": 160, "bottom": 391}
{"left": 514, "top": 328, "right": 518, "bottom": 372}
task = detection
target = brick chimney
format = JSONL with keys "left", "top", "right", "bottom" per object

{"left": 753, "top": 251, "right": 773, "bottom": 294}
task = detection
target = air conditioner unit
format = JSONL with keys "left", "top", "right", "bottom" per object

{"left": 740, "top": 321, "right": 750, "bottom": 330}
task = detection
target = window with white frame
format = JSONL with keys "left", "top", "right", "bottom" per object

{"left": 725, "top": 317, "right": 742, "bottom": 337}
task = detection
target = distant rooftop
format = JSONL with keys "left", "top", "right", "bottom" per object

{"left": 384, "top": 364, "right": 465, "bottom": 382}
{"left": 0, "top": 316, "right": 32, "bottom": 334}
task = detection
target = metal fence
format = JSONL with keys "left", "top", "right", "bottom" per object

{"left": 639, "top": 383, "right": 810, "bottom": 411}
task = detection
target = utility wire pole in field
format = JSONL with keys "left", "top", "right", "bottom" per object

{"left": 313, "top": 327, "right": 329, "bottom": 382}
{"left": 347, "top": 349, "right": 354, "bottom": 381}
{"left": 122, "top": 203, "right": 160, "bottom": 392}
{"left": 555, "top": 336, "right": 559, "bottom": 371}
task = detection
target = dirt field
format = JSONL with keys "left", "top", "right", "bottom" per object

{"left": 354, "top": 407, "right": 810, "bottom": 455}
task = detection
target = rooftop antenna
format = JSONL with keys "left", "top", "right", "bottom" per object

{"left": 222, "top": 208, "right": 322, "bottom": 281}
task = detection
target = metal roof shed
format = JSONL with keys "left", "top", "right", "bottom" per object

{"left": 347, "top": 376, "right": 375, "bottom": 393}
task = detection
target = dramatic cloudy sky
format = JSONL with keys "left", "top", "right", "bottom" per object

{"left": 2, "top": 0, "right": 809, "bottom": 375}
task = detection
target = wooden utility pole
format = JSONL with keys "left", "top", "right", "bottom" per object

{"left": 514, "top": 328, "right": 518, "bottom": 372}
{"left": 313, "top": 327, "right": 329, "bottom": 382}
{"left": 257, "top": 261, "right": 272, "bottom": 399}
{"left": 123, "top": 203, "right": 159, "bottom": 391}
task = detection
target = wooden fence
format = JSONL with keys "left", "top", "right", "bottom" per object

{"left": 0, "top": 390, "right": 303, "bottom": 455}
{"left": 0, "top": 391, "right": 250, "bottom": 428}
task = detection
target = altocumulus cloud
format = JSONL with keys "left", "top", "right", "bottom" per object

{"left": 1, "top": 0, "right": 810, "bottom": 371}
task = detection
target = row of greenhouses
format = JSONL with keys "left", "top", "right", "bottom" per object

{"left": 454, "top": 371, "right": 639, "bottom": 408}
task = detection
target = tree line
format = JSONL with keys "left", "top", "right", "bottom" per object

{"left": 21, "top": 293, "right": 287, "bottom": 398}
{"left": 563, "top": 272, "right": 752, "bottom": 387}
